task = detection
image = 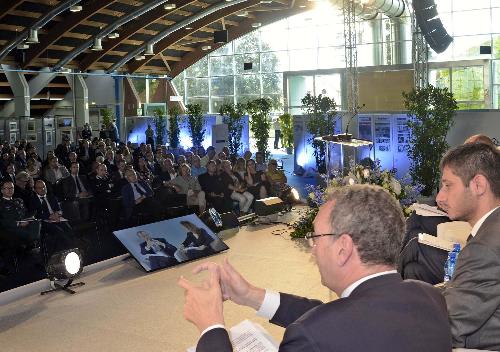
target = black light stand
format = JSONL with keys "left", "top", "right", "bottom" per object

{"left": 40, "top": 279, "right": 85, "bottom": 295}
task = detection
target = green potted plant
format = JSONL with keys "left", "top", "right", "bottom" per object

{"left": 301, "top": 93, "right": 338, "bottom": 173}
{"left": 153, "top": 108, "right": 167, "bottom": 147}
{"left": 186, "top": 103, "right": 205, "bottom": 148}
{"left": 219, "top": 102, "right": 246, "bottom": 158}
{"left": 402, "top": 84, "right": 458, "bottom": 196}
{"left": 168, "top": 106, "right": 181, "bottom": 149}
{"left": 278, "top": 113, "right": 294, "bottom": 154}
{"left": 100, "top": 108, "right": 113, "bottom": 128}
{"left": 246, "top": 98, "right": 272, "bottom": 160}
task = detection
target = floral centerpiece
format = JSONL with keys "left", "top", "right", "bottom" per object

{"left": 290, "top": 160, "right": 422, "bottom": 239}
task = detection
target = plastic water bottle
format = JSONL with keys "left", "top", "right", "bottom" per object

{"left": 444, "top": 243, "right": 461, "bottom": 282}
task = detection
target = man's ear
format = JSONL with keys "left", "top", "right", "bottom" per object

{"left": 334, "top": 234, "right": 354, "bottom": 267}
{"left": 470, "top": 174, "right": 489, "bottom": 196}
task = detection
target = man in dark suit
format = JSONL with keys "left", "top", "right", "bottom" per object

{"left": 29, "top": 180, "right": 75, "bottom": 256}
{"left": 136, "top": 231, "right": 179, "bottom": 270}
{"left": 179, "top": 185, "right": 452, "bottom": 352}
{"left": 437, "top": 143, "right": 500, "bottom": 350}
{"left": 61, "top": 162, "right": 92, "bottom": 221}
{"left": 121, "top": 169, "right": 163, "bottom": 222}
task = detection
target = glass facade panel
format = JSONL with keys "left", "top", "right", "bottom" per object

{"left": 210, "top": 56, "right": 234, "bottom": 76}
{"left": 211, "top": 76, "right": 234, "bottom": 96}
{"left": 287, "top": 27, "right": 317, "bottom": 50}
{"left": 317, "top": 47, "right": 344, "bottom": 69}
{"left": 453, "top": 0, "right": 491, "bottom": 11}
{"left": 288, "top": 75, "right": 314, "bottom": 108}
{"left": 261, "top": 51, "right": 288, "bottom": 72}
{"left": 452, "top": 66, "right": 485, "bottom": 108}
{"left": 186, "top": 56, "right": 208, "bottom": 78}
{"left": 453, "top": 35, "right": 492, "bottom": 59}
{"left": 315, "top": 74, "right": 342, "bottom": 105}
{"left": 211, "top": 96, "right": 234, "bottom": 114}
{"left": 211, "top": 43, "right": 233, "bottom": 56}
{"left": 261, "top": 29, "right": 288, "bottom": 51}
{"left": 429, "top": 68, "right": 451, "bottom": 89}
{"left": 172, "top": 75, "right": 185, "bottom": 99}
{"left": 289, "top": 49, "right": 317, "bottom": 71}
{"left": 435, "top": 0, "right": 452, "bottom": 13}
{"left": 235, "top": 53, "right": 260, "bottom": 74}
{"left": 236, "top": 75, "right": 260, "bottom": 95}
{"left": 234, "top": 31, "right": 260, "bottom": 53}
{"left": 452, "top": 10, "right": 491, "bottom": 36}
{"left": 262, "top": 73, "right": 283, "bottom": 95}
{"left": 186, "top": 78, "right": 208, "bottom": 97}
{"left": 186, "top": 97, "right": 209, "bottom": 113}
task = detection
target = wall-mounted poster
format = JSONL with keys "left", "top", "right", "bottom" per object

{"left": 374, "top": 116, "right": 391, "bottom": 152}
{"left": 113, "top": 214, "right": 229, "bottom": 272}
{"left": 45, "top": 131, "right": 52, "bottom": 145}
{"left": 9, "top": 132, "right": 16, "bottom": 144}
{"left": 9, "top": 121, "right": 17, "bottom": 131}
{"left": 27, "top": 121, "right": 36, "bottom": 132}
{"left": 27, "top": 134, "right": 37, "bottom": 142}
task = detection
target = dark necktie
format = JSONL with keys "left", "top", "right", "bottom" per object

{"left": 134, "top": 183, "right": 146, "bottom": 196}
{"left": 75, "top": 176, "right": 82, "bottom": 193}
{"left": 40, "top": 196, "right": 50, "bottom": 215}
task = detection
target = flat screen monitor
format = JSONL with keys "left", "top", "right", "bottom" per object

{"left": 58, "top": 118, "right": 73, "bottom": 127}
{"left": 113, "top": 214, "right": 229, "bottom": 272}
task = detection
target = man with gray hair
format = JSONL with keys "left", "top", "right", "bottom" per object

{"left": 179, "top": 185, "right": 452, "bottom": 352}
{"left": 437, "top": 143, "right": 500, "bottom": 350}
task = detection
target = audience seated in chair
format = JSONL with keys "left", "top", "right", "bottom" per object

{"left": 61, "top": 162, "right": 92, "bottom": 221}
{"left": 220, "top": 160, "right": 253, "bottom": 214}
{"left": 122, "top": 169, "right": 163, "bottom": 222}
{"left": 43, "top": 156, "right": 70, "bottom": 185}
{"left": 198, "top": 160, "right": 232, "bottom": 213}
{"left": 170, "top": 163, "right": 206, "bottom": 214}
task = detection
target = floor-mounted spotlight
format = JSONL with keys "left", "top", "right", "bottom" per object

{"left": 70, "top": 5, "right": 82, "bottom": 12}
{"left": 144, "top": 43, "right": 155, "bottom": 56}
{"left": 164, "top": 3, "right": 176, "bottom": 10}
{"left": 91, "top": 37, "right": 103, "bottom": 51}
{"left": 41, "top": 249, "right": 84, "bottom": 295}
{"left": 26, "top": 29, "right": 39, "bottom": 44}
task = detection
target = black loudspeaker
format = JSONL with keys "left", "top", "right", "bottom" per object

{"left": 213, "top": 30, "right": 228, "bottom": 44}
{"left": 480, "top": 46, "right": 492, "bottom": 55}
{"left": 200, "top": 208, "right": 239, "bottom": 232}
{"left": 243, "top": 62, "right": 253, "bottom": 70}
{"left": 412, "top": 0, "right": 453, "bottom": 54}
{"left": 254, "top": 197, "right": 285, "bottom": 216}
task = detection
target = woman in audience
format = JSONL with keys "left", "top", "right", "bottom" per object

{"left": 170, "top": 164, "right": 206, "bottom": 214}
{"left": 26, "top": 157, "right": 41, "bottom": 179}
{"left": 220, "top": 160, "right": 253, "bottom": 214}
{"left": 233, "top": 157, "right": 246, "bottom": 181}
{"left": 245, "top": 159, "right": 268, "bottom": 200}
{"left": 136, "top": 156, "right": 153, "bottom": 185}
{"left": 122, "top": 145, "right": 133, "bottom": 165}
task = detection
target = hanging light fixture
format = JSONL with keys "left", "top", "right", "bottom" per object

{"left": 70, "top": 5, "right": 83, "bottom": 12}
{"left": 144, "top": 43, "right": 155, "bottom": 56}
{"left": 201, "top": 45, "right": 212, "bottom": 51}
{"left": 108, "top": 32, "right": 120, "bottom": 39}
{"left": 26, "top": 29, "right": 39, "bottom": 44}
{"left": 135, "top": 55, "right": 146, "bottom": 61}
{"left": 17, "top": 43, "right": 29, "bottom": 50}
{"left": 164, "top": 3, "right": 176, "bottom": 10}
{"left": 91, "top": 37, "right": 103, "bottom": 51}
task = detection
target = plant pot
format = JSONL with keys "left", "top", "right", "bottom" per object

{"left": 286, "top": 146, "right": 293, "bottom": 154}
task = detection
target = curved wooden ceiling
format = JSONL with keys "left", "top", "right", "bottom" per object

{"left": 0, "top": 0, "right": 313, "bottom": 76}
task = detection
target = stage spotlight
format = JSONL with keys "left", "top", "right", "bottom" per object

{"left": 91, "top": 37, "right": 103, "bottom": 51}
{"left": 26, "top": 29, "right": 39, "bottom": 44}
{"left": 41, "top": 249, "right": 85, "bottom": 295}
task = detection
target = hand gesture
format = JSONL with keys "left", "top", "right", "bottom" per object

{"left": 177, "top": 265, "right": 225, "bottom": 333}
{"left": 193, "top": 259, "right": 265, "bottom": 311}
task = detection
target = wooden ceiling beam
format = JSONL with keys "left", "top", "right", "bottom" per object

{"left": 129, "top": 0, "right": 261, "bottom": 73}
{"left": 0, "top": 1, "right": 25, "bottom": 22}
{"left": 79, "top": 0, "right": 198, "bottom": 71}
{"left": 23, "top": 0, "right": 118, "bottom": 68}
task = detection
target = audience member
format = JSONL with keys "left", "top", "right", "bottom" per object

{"left": 122, "top": 169, "right": 162, "bottom": 220}
{"left": 201, "top": 146, "right": 216, "bottom": 167}
{"left": 437, "top": 143, "right": 500, "bottom": 350}
{"left": 199, "top": 160, "right": 231, "bottom": 213}
{"left": 3, "top": 163, "right": 17, "bottom": 184}
{"left": 255, "top": 151, "right": 266, "bottom": 172}
{"left": 245, "top": 159, "right": 268, "bottom": 200}
{"left": 179, "top": 185, "right": 452, "bottom": 352}
{"left": 221, "top": 160, "right": 253, "bottom": 214}
{"left": 136, "top": 156, "right": 154, "bottom": 185}
{"left": 170, "top": 164, "right": 206, "bottom": 214}
{"left": 43, "top": 156, "right": 70, "bottom": 185}
{"left": 190, "top": 155, "right": 206, "bottom": 177}
{"left": 61, "top": 162, "right": 92, "bottom": 221}
{"left": 54, "top": 136, "right": 72, "bottom": 166}
{"left": 13, "top": 171, "right": 35, "bottom": 206}
{"left": 266, "top": 159, "right": 287, "bottom": 196}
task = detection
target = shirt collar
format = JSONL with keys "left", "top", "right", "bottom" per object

{"left": 3, "top": 197, "right": 12, "bottom": 200}
{"left": 471, "top": 206, "right": 500, "bottom": 237}
{"left": 341, "top": 270, "right": 397, "bottom": 298}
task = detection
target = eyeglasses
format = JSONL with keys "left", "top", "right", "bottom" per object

{"left": 304, "top": 232, "right": 339, "bottom": 247}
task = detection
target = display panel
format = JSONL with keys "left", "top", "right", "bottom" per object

{"left": 113, "top": 214, "right": 229, "bottom": 272}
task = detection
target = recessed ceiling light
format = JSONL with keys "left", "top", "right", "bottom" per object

{"left": 135, "top": 55, "right": 146, "bottom": 61}
{"left": 185, "top": 26, "right": 193, "bottom": 30}
{"left": 70, "top": 5, "right": 82, "bottom": 12}
{"left": 201, "top": 45, "right": 212, "bottom": 51}
{"left": 251, "top": 22, "right": 262, "bottom": 28}
{"left": 164, "top": 3, "right": 176, "bottom": 10}
{"left": 108, "top": 32, "right": 120, "bottom": 39}
{"left": 260, "top": 0, "right": 272, "bottom": 3}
